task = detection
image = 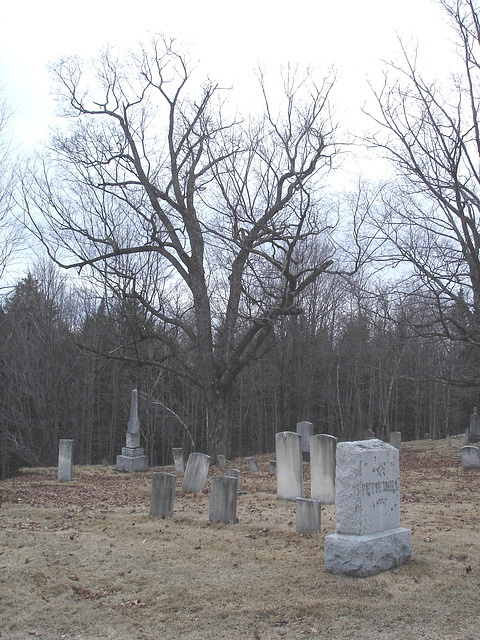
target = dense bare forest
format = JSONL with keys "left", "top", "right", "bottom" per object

{"left": 0, "top": 262, "right": 477, "bottom": 478}
{"left": 1, "top": 0, "right": 480, "bottom": 477}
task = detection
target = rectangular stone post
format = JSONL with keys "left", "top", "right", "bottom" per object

{"left": 275, "top": 431, "right": 304, "bottom": 500}
{"left": 58, "top": 439, "right": 74, "bottom": 483}
{"left": 182, "top": 452, "right": 211, "bottom": 493}
{"left": 390, "top": 431, "right": 402, "bottom": 451}
{"left": 209, "top": 476, "right": 238, "bottom": 524}
{"left": 310, "top": 434, "right": 337, "bottom": 504}
{"left": 324, "top": 439, "right": 412, "bottom": 577}
{"left": 149, "top": 472, "right": 176, "bottom": 518}
{"left": 172, "top": 448, "right": 185, "bottom": 473}
{"left": 296, "top": 498, "right": 321, "bottom": 534}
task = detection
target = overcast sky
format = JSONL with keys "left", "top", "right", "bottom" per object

{"left": 1, "top": 0, "right": 456, "bottom": 152}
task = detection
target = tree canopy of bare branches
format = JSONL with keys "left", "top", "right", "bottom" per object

{"left": 366, "top": 0, "right": 480, "bottom": 349}
{"left": 20, "top": 37, "right": 362, "bottom": 457}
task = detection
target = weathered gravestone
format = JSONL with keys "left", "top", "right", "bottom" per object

{"left": 58, "top": 439, "right": 74, "bottom": 483}
{"left": 296, "top": 498, "right": 321, "bottom": 534}
{"left": 469, "top": 407, "right": 480, "bottom": 444}
{"left": 209, "top": 476, "right": 238, "bottom": 524}
{"left": 460, "top": 445, "right": 480, "bottom": 469}
{"left": 324, "top": 439, "right": 412, "bottom": 577}
{"left": 310, "top": 434, "right": 337, "bottom": 504}
{"left": 269, "top": 460, "right": 277, "bottom": 476}
{"left": 390, "top": 431, "right": 402, "bottom": 452}
{"left": 296, "top": 421, "right": 314, "bottom": 461}
{"left": 149, "top": 472, "right": 176, "bottom": 518}
{"left": 182, "top": 452, "right": 211, "bottom": 493}
{"left": 363, "top": 429, "right": 375, "bottom": 440}
{"left": 246, "top": 457, "right": 259, "bottom": 472}
{"left": 116, "top": 389, "right": 148, "bottom": 472}
{"left": 217, "top": 454, "right": 227, "bottom": 468}
{"left": 226, "top": 468, "right": 242, "bottom": 493}
{"left": 276, "top": 431, "right": 304, "bottom": 500}
{"left": 172, "top": 448, "right": 185, "bottom": 473}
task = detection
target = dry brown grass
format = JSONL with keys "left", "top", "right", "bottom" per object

{"left": 1, "top": 437, "right": 479, "bottom": 640}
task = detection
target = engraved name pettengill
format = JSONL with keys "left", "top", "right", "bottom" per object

{"left": 360, "top": 479, "right": 399, "bottom": 496}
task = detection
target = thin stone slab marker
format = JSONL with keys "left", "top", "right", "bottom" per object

{"left": 276, "top": 431, "right": 304, "bottom": 500}
{"left": 172, "top": 448, "right": 185, "bottom": 473}
{"left": 469, "top": 407, "right": 480, "bottom": 443}
{"left": 296, "top": 498, "right": 321, "bottom": 534}
{"left": 182, "top": 452, "right": 211, "bottom": 493}
{"left": 310, "top": 434, "right": 337, "bottom": 504}
{"left": 390, "top": 431, "right": 402, "bottom": 452}
{"left": 209, "top": 476, "right": 238, "bottom": 524}
{"left": 58, "top": 439, "right": 74, "bottom": 482}
{"left": 460, "top": 445, "right": 480, "bottom": 469}
{"left": 246, "top": 457, "right": 259, "bottom": 472}
{"left": 226, "top": 468, "right": 242, "bottom": 493}
{"left": 149, "top": 472, "right": 176, "bottom": 518}
{"left": 296, "top": 421, "right": 314, "bottom": 461}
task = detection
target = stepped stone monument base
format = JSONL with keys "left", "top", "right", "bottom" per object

{"left": 116, "top": 447, "right": 148, "bottom": 472}
{"left": 325, "top": 527, "right": 412, "bottom": 577}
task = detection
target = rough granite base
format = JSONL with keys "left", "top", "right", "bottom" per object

{"left": 116, "top": 452, "right": 148, "bottom": 472}
{"left": 324, "top": 527, "right": 412, "bottom": 577}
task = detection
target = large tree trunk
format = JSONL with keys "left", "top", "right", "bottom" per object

{"left": 206, "top": 384, "right": 232, "bottom": 463}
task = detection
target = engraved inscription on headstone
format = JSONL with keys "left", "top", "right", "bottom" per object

{"left": 325, "top": 439, "right": 411, "bottom": 577}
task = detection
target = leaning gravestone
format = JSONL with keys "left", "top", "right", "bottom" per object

{"left": 149, "top": 472, "right": 176, "bottom": 518}
{"left": 172, "top": 448, "right": 185, "bottom": 473}
{"left": 209, "top": 476, "right": 238, "bottom": 524}
{"left": 58, "top": 439, "right": 74, "bottom": 483}
{"left": 296, "top": 421, "right": 314, "bottom": 461}
{"left": 324, "top": 439, "right": 412, "bottom": 577}
{"left": 276, "top": 432, "right": 304, "bottom": 500}
{"left": 310, "top": 434, "right": 337, "bottom": 504}
{"left": 246, "top": 457, "right": 259, "bottom": 472}
{"left": 116, "top": 389, "right": 148, "bottom": 472}
{"left": 182, "top": 452, "right": 211, "bottom": 493}
{"left": 469, "top": 407, "right": 480, "bottom": 443}
{"left": 460, "top": 445, "right": 480, "bottom": 469}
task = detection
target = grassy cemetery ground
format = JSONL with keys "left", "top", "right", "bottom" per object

{"left": 1, "top": 438, "right": 479, "bottom": 640}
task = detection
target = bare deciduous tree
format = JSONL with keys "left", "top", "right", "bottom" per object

{"left": 366, "top": 0, "right": 480, "bottom": 350}
{"left": 21, "top": 38, "right": 361, "bottom": 458}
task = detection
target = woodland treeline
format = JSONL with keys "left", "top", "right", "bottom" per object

{"left": 0, "top": 262, "right": 476, "bottom": 479}
{"left": 2, "top": 1, "right": 480, "bottom": 477}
